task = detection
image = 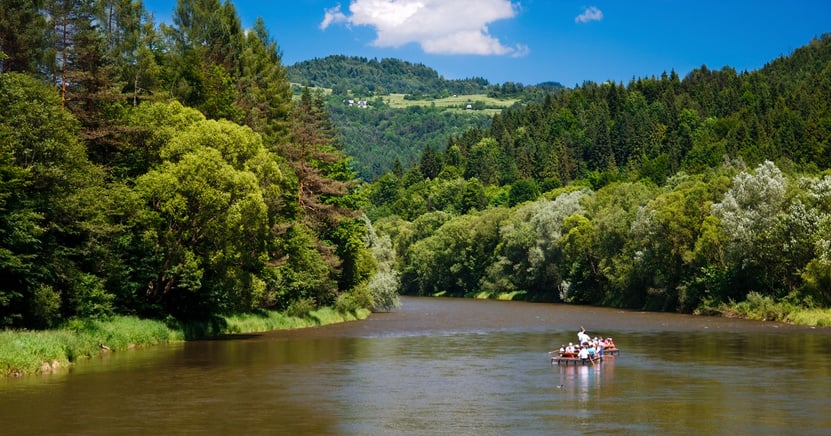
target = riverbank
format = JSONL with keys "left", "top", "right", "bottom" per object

{"left": 695, "top": 292, "right": 831, "bottom": 326}
{"left": 1, "top": 307, "right": 370, "bottom": 378}
{"left": 473, "top": 290, "right": 831, "bottom": 327}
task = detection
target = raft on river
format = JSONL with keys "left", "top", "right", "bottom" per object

{"left": 551, "top": 355, "right": 602, "bottom": 366}
{"left": 550, "top": 348, "right": 621, "bottom": 366}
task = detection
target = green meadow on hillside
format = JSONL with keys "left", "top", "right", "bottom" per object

{"left": 382, "top": 93, "right": 517, "bottom": 115}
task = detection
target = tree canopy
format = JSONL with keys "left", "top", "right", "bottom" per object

{"left": 0, "top": 0, "right": 386, "bottom": 328}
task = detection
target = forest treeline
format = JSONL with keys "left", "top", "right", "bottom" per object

{"left": 288, "top": 55, "right": 490, "bottom": 97}
{"left": 2, "top": 0, "right": 830, "bottom": 331}
{"left": 363, "top": 35, "right": 831, "bottom": 314}
{"left": 0, "top": 0, "right": 398, "bottom": 329}
{"left": 287, "top": 54, "right": 563, "bottom": 99}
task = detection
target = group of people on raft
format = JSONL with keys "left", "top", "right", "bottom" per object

{"left": 549, "top": 326, "right": 616, "bottom": 361}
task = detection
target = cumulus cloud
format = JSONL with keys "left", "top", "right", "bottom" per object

{"left": 575, "top": 6, "right": 603, "bottom": 23}
{"left": 320, "top": 4, "right": 348, "bottom": 30}
{"left": 320, "top": 0, "right": 527, "bottom": 56}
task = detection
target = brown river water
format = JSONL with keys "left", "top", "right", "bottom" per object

{"left": 1, "top": 296, "right": 830, "bottom": 435}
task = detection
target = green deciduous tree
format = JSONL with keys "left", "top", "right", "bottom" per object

{"left": 712, "top": 161, "right": 788, "bottom": 297}
{"left": 130, "top": 119, "right": 272, "bottom": 318}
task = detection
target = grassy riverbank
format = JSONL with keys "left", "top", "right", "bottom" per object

{"left": 698, "top": 292, "right": 831, "bottom": 326}
{"left": 1, "top": 308, "right": 371, "bottom": 378}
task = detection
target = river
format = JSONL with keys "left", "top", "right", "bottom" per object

{"left": 1, "top": 297, "right": 830, "bottom": 435}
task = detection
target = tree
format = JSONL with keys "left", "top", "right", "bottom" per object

{"left": 465, "top": 137, "right": 501, "bottom": 185}
{"left": 0, "top": 0, "right": 49, "bottom": 74}
{"left": 559, "top": 211, "right": 609, "bottom": 304}
{"left": 283, "top": 87, "right": 356, "bottom": 230}
{"left": 419, "top": 144, "right": 442, "bottom": 179}
{"left": 0, "top": 72, "right": 108, "bottom": 327}
{"left": 482, "top": 190, "right": 587, "bottom": 300}
{"left": 131, "top": 119, "right": 272, "bottom": 318}
{"left": 166, "top": 0, "right": 245, "bottom": 121}
{"left": 363, "top": 215, "right": 400, "bottom": 311}
{"left": 712, "top": 161, "right": 788, "bottom": 297}
{"left": 508, "top": 178, "right": 540, "bottom": 207}
{"left": 236, "top": 17, "right": 292, "bottom": 140}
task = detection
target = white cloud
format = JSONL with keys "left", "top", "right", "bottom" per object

{"left": 320, "top": 4, "right": 348, "bottom": 30}
{"left": 575, "top": 6, "right": 603, "bottom": 24}
{"left": 320, "top": 0, "right": 527, "bottom": 56}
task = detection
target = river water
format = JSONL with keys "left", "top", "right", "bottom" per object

{"left": 1, "top": 297, "right": 830, "bottom": 435}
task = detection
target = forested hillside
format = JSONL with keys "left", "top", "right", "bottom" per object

{"left": 1, "top": 0, "right": 828, "bottom": 330}
{"left": 288, "top": 56, "right": 563, "bottom": 181}
{"left": 287, "top": 55, "right": 490, "bottom": 97}
{"left": 0, "top": 0, "right": 398, "bottom": 329}
{"left": 364, "top": 34, "right": 831, "bottom": 317}
{"left": 331, "top": 101, "right": 492, "bottom": 180}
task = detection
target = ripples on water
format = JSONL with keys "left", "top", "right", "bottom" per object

{"left": 1, "top": 297, "right": 830, "bottom": 435}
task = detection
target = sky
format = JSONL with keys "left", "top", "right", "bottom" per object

{"left": 144, "top": 0, "right": 831, "bottom": 87}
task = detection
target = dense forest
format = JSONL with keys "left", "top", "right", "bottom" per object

{"left": 287, "top": 54, "right": 563, "bottom": 99}
{"left": 0, "top": 0, "right": 398, "bottom": 329}
{"left": 362, "top": 35, "right": 831, "bottom": 314}
{"left": 1, "top": 0, "right": 829, "bottom": 332}
{"left": 287, "top": 55, "right": 491, "bottom": 97}
{"left": 331, "top": 102, "right": 492, "bottom": 180}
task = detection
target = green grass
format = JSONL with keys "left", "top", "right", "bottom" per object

{"left": 472, "top": 290, "right": 528, "bottom": 300}
{"left": 785, "top": 308, "right": 831, "bottom": 327}
{"left": 698, "top": 292, "right": 831, "bottom": 327}
{"left": 222, "top": 307, "right": 370, "bottom": 334}
{"left": 0, "top": 316, "right": 181, "bottom": 377}
{"left": 290, "top": 84, "right": 516, "bottom": 114}
{"left": 2, "top": 308, "right": 371, "bottom": 377}
{"left": 382, "top": 93, "right": 517, "bottom": 114}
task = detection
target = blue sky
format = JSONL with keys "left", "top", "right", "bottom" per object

{"left": 144, "top": 0, "right": 831, "bottom": 87}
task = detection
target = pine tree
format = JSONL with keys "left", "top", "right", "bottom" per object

{"left": 283, "top": 87, "right": 356, "bottom": 229}
{"left": 236, "top": 17, "right": 292, "bottom": 141}
{"left": 0, "top": 0, "right": 49, "bottom": 74}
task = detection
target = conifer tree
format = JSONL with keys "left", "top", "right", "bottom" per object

{"left": 0, "top": 0, "right": 49, "bottom": 74}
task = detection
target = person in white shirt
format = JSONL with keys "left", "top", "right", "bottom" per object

{"left": 577, "top": 326, "right": 590, "bottom": 345}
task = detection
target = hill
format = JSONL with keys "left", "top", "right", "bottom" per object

{"left": 288, "top": 56, "right": 565, "bottom": 180}
{"left": 287, "top": 55, "right": 491, "bottom": 96}
{"left": 360, "top": 34, "right": 831, "bottom": 316}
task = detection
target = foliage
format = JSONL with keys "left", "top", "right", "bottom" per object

{"left": 381, "top": 160, "right": 831, "bottom": 315}
{"left": 287, "top": 55, "right": 490, "bottom": 96}
{"left": 0, "top": 1, "right": 379, "bottom": 329}
{"left": 330, "top": 98, "right": 492, "bottom": 181}
{"left": 0, "top": 72, "right": 108, "bottom": 328}
{"left": 2, "top": 0, "right": 831, "bottom": 332}
{"left": 363, "top": 215, "right": 400, "bottom": 311}
{"left": 0, "top": 315, "right": 180, "bottom": 376}
{"left": 361, "top": 34, "right": 831, "bottom": 316}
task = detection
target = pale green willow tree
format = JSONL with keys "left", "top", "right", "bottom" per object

{"left": 362, "top": 215, "right": 400, "bottom": 312}
{"left": 794, "top": 175, "right": 831, "bottom": 304}
{"left": 481, "top": 189, "right": 589, "bottom": 299}
{"left": 712, "top": 161, "right": 788, "bottom": 297}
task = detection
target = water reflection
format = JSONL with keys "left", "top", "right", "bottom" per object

{"left": 1, "top": 297, "right": 830, "bottom": 435}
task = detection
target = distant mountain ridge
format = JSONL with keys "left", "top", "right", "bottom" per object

{"left": 287, "top": 55, "right": 562, "bottom": 96}
{"left": 287, "top": 55, "right": 490, "bottom": 95}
